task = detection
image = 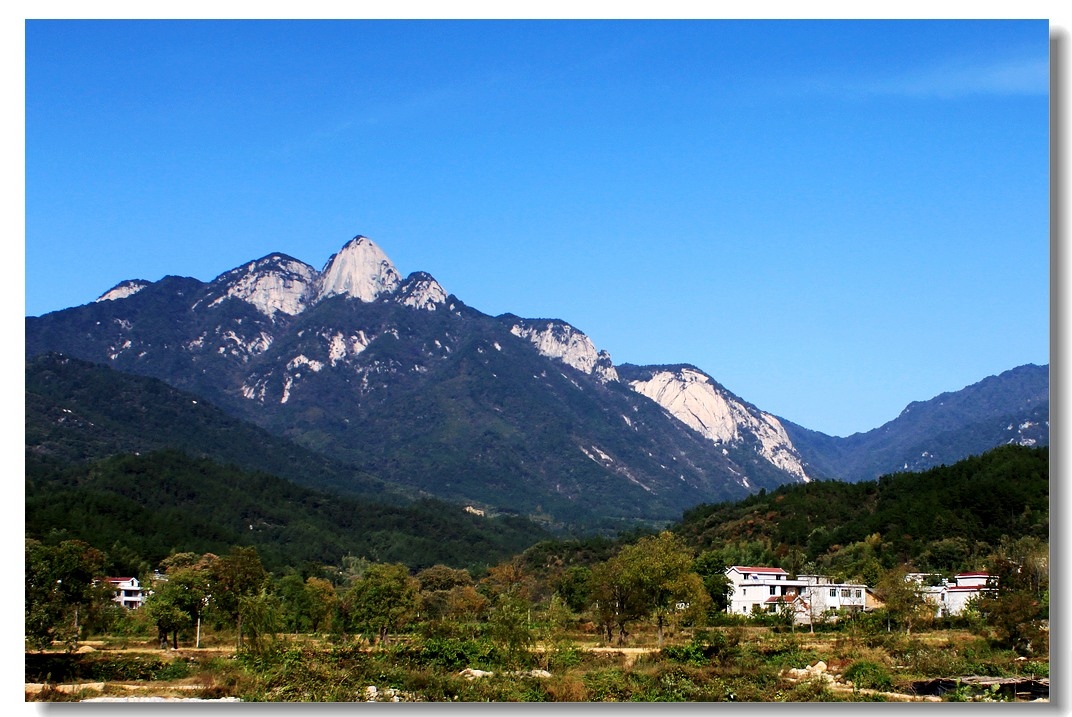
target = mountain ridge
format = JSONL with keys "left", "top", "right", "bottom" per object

{"left": 781, "top": 363, "right": 1048, "bottom": 482}
{"left": 27, "top": 233, "right": 1048, "bottom": 524}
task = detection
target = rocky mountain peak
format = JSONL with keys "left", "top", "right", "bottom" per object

{"left": 624, "top": 364, "right": 811, "bottom": 483}
{"left": 205, "top": 253, "right": 318, "bottom": 317}
{"left": 508, "top": 318, "right": 619, "bottom": 383}
{"left": 95, "top": 279, "right": 150, "bottom": 303}
{"left": 317, "top": 235, "right": 402, "bottom": 303}
{"left": 396, "top": 271, "right": 448, "bottom": 311}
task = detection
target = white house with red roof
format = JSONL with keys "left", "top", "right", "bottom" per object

{"left": 104, "top": 576, "right": 145, "bottom": 609}
{"left": 726, "top": 566, "right": 793, "bottom": 616}
{"left": 725, "top": 566, "right": 869, "bottom": 624}
{"left": 924, "top": 572, "right": 995, "bottom": 616}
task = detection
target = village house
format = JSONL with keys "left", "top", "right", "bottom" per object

{"left": 724, "top": 566, "right": 870, "bottom": 626}
{"left": 104, "top": 576, "right": 146, "bottom": 609}
{"left": 916, "top": 571, "right": 995, "bottom": 617}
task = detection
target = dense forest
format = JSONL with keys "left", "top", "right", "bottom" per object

{"left": 670, "top": 444, "right": 1048, "bottom": 584}
{"left": 26, "top": 449, "right": 551, "bottom": 576}
{"left": 27, "top": 443, "right": 1048, "bottom": 603}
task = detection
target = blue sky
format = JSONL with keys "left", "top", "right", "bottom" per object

{"left": 24, "top": 19, "right": 1050, "bottom": 437}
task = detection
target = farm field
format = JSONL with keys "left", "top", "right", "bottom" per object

{"left": 25, "top": 625, "right": 1049, "bottom": 703}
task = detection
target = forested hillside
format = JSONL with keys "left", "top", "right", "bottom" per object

{"left": 671, "top": 444, "right": 1047, "bottom": 583}
{"left": 26, "top": 450, "right": 551, "bottom": 576}
{"left": 26, "top": 352, "right": 399, "bottom": 502}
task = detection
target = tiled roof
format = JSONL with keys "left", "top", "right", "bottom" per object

{"left": 731, "top": 566, "right": 787, "bottom": 574}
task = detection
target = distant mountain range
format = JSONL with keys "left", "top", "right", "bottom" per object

{"left": 25, "top": 234, "right": 1048, "bottom": 527}
{"left": 783, "top": 363, "right": 1049, "bottom": 482}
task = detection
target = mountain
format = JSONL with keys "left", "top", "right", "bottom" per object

{"left": 781, "top": 363, "right": 1049, "bottom": 482}
{"left": 25, "top": 233, "right": 1048, "bottom": 525}
{"left": 26, "top": 352, "right": 396, "bottom": 501}
{"left": 27, "top": 236, "right": 808, "bottom": 527}
{"left": 617, "top": 363, "right": 811, "bottom": 484}
{"left": 25, "top": 353, "right": 553, "bottom": 571}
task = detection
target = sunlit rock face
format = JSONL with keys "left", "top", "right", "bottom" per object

{"left": 628, "top": 366, "right": 811, "bottom": 483}
{"left": 96, "top": 280, "right": 149, "bottom": 303}
{"left": 396, "top": 271, "right": 448, "bottom": 311}
{"left": 509, "top": 319, "right": 620, "bottom": 383}
{"left": 206, "top": 254, "right": 318, "bottom": 317}
{"left": 317, "top": 236, "right": 402, "bottom": 303}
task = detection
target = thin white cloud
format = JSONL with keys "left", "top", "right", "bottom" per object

{"left": 875, "top": 56, "right": 1049, "bottom": 98}
{"left": 805, "top": 54, "right": 1049, "bottom": 100}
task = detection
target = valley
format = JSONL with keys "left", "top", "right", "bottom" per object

{"left": 24, "top": 234, "right": 1050, "bottom": 703}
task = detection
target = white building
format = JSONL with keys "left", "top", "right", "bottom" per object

{"left": 105, "top": 576, "right": 146, "bottom": 609}
{"left": 921, "top": 572, "right": 995, "bottom": 617}
{"left": 799, "top": 575, "right": 868, "bottom": 617}
{"left": 724, "top": 566, "right": 868, "bottom": 625}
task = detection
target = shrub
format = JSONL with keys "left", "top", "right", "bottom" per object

{"left": 545, "top": 675, "right": 588, "bottom": 701}
{"left": 403, "top": 636, "right": 500, "bottom": 670}
{"left": 662, "top": 642, "right": 708, "bottom": 666}
{"left": 582, "top": 668, "right": 632, "bottom": 701}
{"left": 155, "top": 658, "right": 194, "bottom": 681}
{"left": 843, "top": 660, "right": 893, "bottom": 691}
{"left": 777, "top": 678, "right": 841, "bottom": 702}
{"left": 83, "top": 654, "right": 169, "bottom": 681}
{"left": 546, "top": 644, "right": 582, "bottom": 670}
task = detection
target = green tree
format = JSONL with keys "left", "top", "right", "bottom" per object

{"left": 590, "top": 532, "right": 711, "bottom": 646}
{"left": 276, "top": 573, "right": 313, "bottom": 634}
{"left": 142, "top": 552, "right": 214, "bottom": 649}
{"left": 874, "top": 566, "right": 933, "bottom": 635}
{"left": 143, "top": 585, "right": 191, "bottom": 650}
{"left": 555, "top": 565, "right": 592, "bottom": 614}
{"left": 693, "top": 551, "right": 732, "bottom": 614}
{"left": 25, "top": 539, "right": 107, "bottom": 651}
{"left": 487, "top": 591, "right": 536, "bottom": 667}
{"left": 304, "top": 576, "right": 338, "bottom": 634}
{"left": 209, "top": 546, "right": 268, "bottom": 649}
{"left": 416, "top": 564, "right": 473, "bottom": 592}
{"left": 344, "top": 563, "right": 420, "bottom": 645}
{"left": 238, "top": 588, "right": 282, "bottom": 655}
{"left": 975, "top": 540, "right": 1049, "bottom": 655}
{"left": 417, "top": 564, "right": 474, "bottom": 622}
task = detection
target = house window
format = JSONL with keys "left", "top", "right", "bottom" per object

{"left": 770, "top": 586, "right": 777, "bottom": 595}
{"left": 855, "top": 590, "right": 862, "bottom": 598}
{"left": 829, "top": 588, "right": 836, "bottom": 597}
{"left": 841, "top": 589, "right": 851, "bottom": 598}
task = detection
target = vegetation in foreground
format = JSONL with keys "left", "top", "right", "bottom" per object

{"left": 25, "top": 445, "right": 1049, "bottom": 702}
{"left": 26, "top": 528, "right": 1048, "bottom": 703}
{"left": 25, "top": 622, "right": 1049, "bottom": 703}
